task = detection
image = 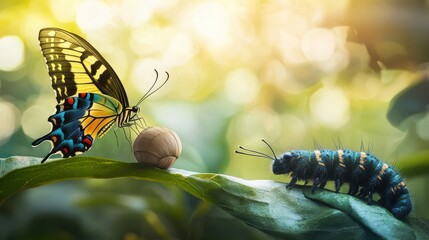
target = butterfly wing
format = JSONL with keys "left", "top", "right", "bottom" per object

{"left": 32, "top": 93, "right": 123, "bottom": 163}
{"left": 38, "top": 28, "right": 129, "bottom": 107}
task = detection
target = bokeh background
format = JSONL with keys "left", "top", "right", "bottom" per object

{"left": 1, "top": 0, "right": 429, "bottom": 239}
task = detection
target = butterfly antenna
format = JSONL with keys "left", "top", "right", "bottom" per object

{"left": 138, "top": 69, "right": 159, "bottom": 104}
{"left": 135, "top": 70, "right": 169, "bottom": 107}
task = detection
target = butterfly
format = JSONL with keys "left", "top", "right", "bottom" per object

{"left": 32, "top": 27, "right": 167, "bottom": 163}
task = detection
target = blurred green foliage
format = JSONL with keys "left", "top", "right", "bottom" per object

{"left": 1, "top": 0, "right": 429, "bottom": 239}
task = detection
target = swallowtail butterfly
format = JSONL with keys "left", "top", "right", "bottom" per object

{"left": 33, "top": 28, "right": 167, "bottom": 163}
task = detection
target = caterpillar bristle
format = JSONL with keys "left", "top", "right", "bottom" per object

{"left": 359, "top": 139, "right": 364, "bottom": 152}
{"left": 312, "top": 138, "right": 323, "bottom": 150}
{"left": 367, "top": 139, "right": 374, "bottom": 154}
{"left": 331, "top": 137, "right": 339, "bottom": 150}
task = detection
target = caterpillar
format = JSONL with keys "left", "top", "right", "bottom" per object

{"left": 235, "top": 140, "right": 412, "bottom": 219}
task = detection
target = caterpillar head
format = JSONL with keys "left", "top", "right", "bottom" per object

{"left": 235, "top": 139, "right": 291, "bottom": 175}
{"left": 272, "top": 152, "right": 292, "bottom": 175}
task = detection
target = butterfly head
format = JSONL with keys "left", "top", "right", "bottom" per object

{"left": 129, "top": 106, "right": 141, "bottom": 123}
{"left": 132, "top": 106, "right": 140, "bottom": 113}
{"left": 127, "top": 106, "right": 141, "bottom": 123}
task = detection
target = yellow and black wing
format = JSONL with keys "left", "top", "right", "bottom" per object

{"left": 34, "top": 28, "right": 138, "bottom": 163}
{"left": 38, "top": 27, "right": 129, "bottom": 107}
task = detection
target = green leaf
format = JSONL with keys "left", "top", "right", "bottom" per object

{"left": 0, "top": 156, "right": 427, "bottom": 239}
{"left": 304, "top": 190, "right": 415, "bottom": 239}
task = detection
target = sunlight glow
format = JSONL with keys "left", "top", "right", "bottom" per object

{"left": 263, "top": 4, "right": 310, "bottom": 64}
{"left": 189, "top": 2, "right": 231, "bottom": 49}
{"left": 0, "top": 36, "right": 25, "bottom": 71}
{"left": 310, "top": 87, "right": 350, "bottom": 128}
{"left": 129, "top": 26, "right": 166, "bottom": 57}
{"left": 224, "top": 68, "right": 260, "bottom": 105}
{"left": 279, "top": 113, "right": 307, "bottom": 146}
{"left": 230, "top": 107, "right": 282, "bottom": 146}
{"left": 120, "top": 0, "right": 176, "bottom": 27}
{"left": 264, "top": 60, "right": 307, "bottom": 94}
{"left": 120, "top": 0, "right": 153, "bottom": 27}
{"left": 49, "top": 0, "right": 78, "bottom": 22}
{"left": 301, "top": 28, "right": 336, "bottom": 62}
{"left": 76, "top": 0, "right": 114, "bottom": 32}
{"left": 162, "top": 33, "right": 196, "bottom": 66}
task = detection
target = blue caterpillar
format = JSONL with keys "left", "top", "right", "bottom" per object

{"left": 236, "top": 140, "right": 412, "bottom": 219}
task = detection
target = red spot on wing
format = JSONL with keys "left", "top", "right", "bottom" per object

{"left": 79, "top": 93, "right": 87, "bottom": 98}
{"left": 67, "top": 98, "right": 74, "bottom": 105}
{"left": 82, "top": 136, "right": 93, "bottom": 147}
{"left": 51, "top": 136, "right": 58, "bottom": 143}
{"left": 62, "top": 147, "right": 69, "bottom": 154}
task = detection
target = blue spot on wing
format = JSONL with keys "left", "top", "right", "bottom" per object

{"left": 49, "top": 109, "right": 86, "bottom": 130}
{"left": 32, "top": 93, "right": 109, "bottom": 163}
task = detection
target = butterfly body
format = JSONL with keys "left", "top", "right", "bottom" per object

{"left": 33, "top": 28, "right": 140, "bottom": 163}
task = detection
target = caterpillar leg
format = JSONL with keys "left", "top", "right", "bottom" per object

{"left": 358, "top": 187, "right": 369, "bottom": 198}
{"left": 335, "top": 179, "right": 343, "bottom": 192}
{"left": 311, "top": 178, "right": 320, "bottom": 193}
{"left": 348, "top": 183, "right": 359, "bottom": 195}
{"left": 319, "top": 180, "right": 327, "bottom": 189}
{"left": 286, "top": 176, "right": 298, "bottom": 189}
{"left": 356, "top": 187, "right": 375, "bottom": 204}
{"left": 378, "top": 197, "right": 386, "bottom": 206}
{"left": 365, "top": 186, "right": 376, "bottom": 205}
{"left": 310, "top": 178, "right": 328, "bottom": 193}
